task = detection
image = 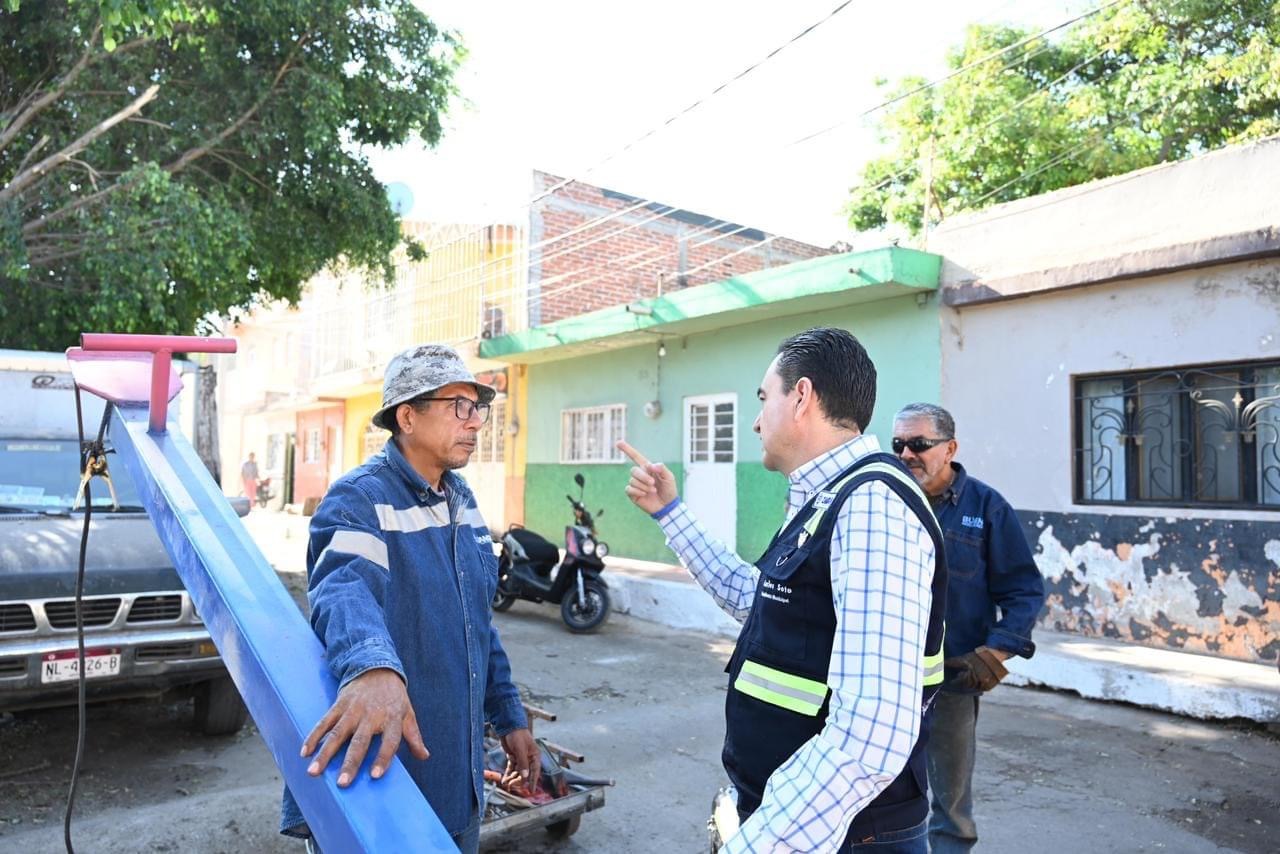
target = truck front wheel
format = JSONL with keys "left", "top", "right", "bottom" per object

{"left": 193, "top": 675, "right": 248, "bottom": 736}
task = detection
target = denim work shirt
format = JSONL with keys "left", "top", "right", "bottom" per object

{"left": 280, "top": 439, "right": 526, "bottom": 838}
{"left": 934, "top": 462, "right": 1046, "bottom": 694}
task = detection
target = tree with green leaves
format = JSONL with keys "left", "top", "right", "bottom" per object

{"left": 1, "top": 0, "right": 459, "bottom": 349}
{"left": 847, "top": 0, "right": 1280, "bottom": 237}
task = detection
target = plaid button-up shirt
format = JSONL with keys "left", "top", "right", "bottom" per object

{"left": 657, "top": 434, "right": 935, "bottom": 851}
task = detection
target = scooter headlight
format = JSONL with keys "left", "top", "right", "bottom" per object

{"left": 596, "top": 541, "right": 609, "bottom": 557}
{"left": 581, "top": 538, "right": 596, "bottom": 555}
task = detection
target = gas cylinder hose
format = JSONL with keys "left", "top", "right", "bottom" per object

{"left": 65, "top": 387, "right": 113, "bottom": 854}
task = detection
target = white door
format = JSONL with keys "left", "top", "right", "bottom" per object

{"left": 683, "top": 393, "right": 737, "bottom": 547}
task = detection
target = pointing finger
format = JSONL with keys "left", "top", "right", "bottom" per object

{"left": 615, "top": 440, "right": 652, "bottom": 468}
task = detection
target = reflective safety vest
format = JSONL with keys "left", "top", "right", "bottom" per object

{"left": 722, "top": 452, "right": 947, "bottom": 848}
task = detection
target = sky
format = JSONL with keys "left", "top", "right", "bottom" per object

{"left": 368, "top": 0, "right": 1083, "bottom": 248}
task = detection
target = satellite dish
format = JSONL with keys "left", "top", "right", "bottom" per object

{"left": 386, "top": 182, "right": 414, "bottom": 217}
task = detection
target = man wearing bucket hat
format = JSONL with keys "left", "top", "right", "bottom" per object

{"left": 279, "top": 344, "right": 537, "bottom": 853}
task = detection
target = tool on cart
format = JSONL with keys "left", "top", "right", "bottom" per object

{"left": 479, "top": 702, "right": 612, "bottom": 846}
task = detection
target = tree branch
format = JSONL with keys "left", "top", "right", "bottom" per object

{"left": 205, "top": 149, "right": 271, "bottom": 191}
{"left": 13, "top": 133, "right": 50, "bottom": 175}
{"left": 66, "top": 157, "right": 103, "bottom": 190}
{"left": 27, "top": 220, "right": 171, "bottom": 269}
{"left": 22, "top": 34, "right": 307, "bottom": 239}
{"left": 126, "top": 115, "right": 174, "bottom": 131}
{"left": 67, "top": 89, "right": 135, "bottom": 98}
{"left": 0, "top": 25, "right": 102, "bottom": 152}
{"left": 164, "top": 37, "right": 307, "bottom": 177}
{"left": 1, "top": 84, "right": 159, "bottom": 205}
{"left": 1, "top": 20, "right": 181, "bottom": 153}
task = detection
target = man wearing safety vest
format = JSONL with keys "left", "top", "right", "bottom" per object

{"left": 620, "top": 327, "right": 946, "bottom": 853}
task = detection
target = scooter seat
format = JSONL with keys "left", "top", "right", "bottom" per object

{"left": 508, "top": 527, "right": 560, "bottom": 566}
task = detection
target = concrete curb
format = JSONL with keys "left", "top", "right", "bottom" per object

{"left": 1005, "top": 630, "right": 1280, "bottom": 722}
{"left": 609, "top": 572, "right": 742, "bottom": 638}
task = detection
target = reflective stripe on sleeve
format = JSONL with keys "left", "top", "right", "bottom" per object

{"left": 317, "top": 530, "right": 389, "bottom": 572}
{"left": 374, "top": 502, "right": 450, "bottom": 532}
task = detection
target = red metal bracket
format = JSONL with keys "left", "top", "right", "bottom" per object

{"left": 71, "top": 333, "right": 237, "bottom": 433}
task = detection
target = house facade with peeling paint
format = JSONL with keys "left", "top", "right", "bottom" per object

{"left": 929, "top": 136, "right": 1280, "bottom": 666}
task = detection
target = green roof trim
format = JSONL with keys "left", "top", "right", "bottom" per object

{"left": 480, "top": 246, "right": 940, "bottom": 364}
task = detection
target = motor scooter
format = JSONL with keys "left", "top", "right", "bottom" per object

{"left": 492, "top": 473, "right": 611, "bottom": 632}
{"left": 255, "top": 476, "right": 275, "bottom": 508}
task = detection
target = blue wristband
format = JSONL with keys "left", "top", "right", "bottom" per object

{"left": 650, "top": 497, "right": 681, "bottom": 520}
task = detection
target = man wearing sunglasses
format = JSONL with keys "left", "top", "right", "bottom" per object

{"left": 892, "top": 403, "right": 1045, "bottom": 854}
{"left": 280, "top": 344, "right": 536, "bottom": 853}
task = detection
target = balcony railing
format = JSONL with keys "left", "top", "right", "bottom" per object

{"left": 306, "top": 224, "right": 529, "bottom": 381}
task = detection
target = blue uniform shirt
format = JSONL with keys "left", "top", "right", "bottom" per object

{"left": 281, "top": 438, "right": 526, "bottom": 838}
{"left": 933, "top": 462, "right": 1045, "bottom": 693}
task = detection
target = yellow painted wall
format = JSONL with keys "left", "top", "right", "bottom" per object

{"left": 503, "top": 364, "right": 528, "bottom": 526}
{"left": 344, "top": 391, "right": 385, "bottom": 470}
{"left": 400, "top": 223, "right": 524, "bottom": 345}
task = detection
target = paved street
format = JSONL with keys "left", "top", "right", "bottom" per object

{"left": 0, "top": 512, "right": 1277, "bottom": 852}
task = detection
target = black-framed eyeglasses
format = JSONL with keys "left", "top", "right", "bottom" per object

{"left": 414, "top": 396, "right": 492, "bottom": 424}
{"left": 892, "top": 436, "right": 950, "bottom": 456}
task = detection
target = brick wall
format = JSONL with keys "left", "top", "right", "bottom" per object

{"left": 529, "top": 172, "right": 830, "bottom": 324}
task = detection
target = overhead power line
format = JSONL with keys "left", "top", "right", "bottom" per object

{"left": 787, "top": 0, "right": 1126, "bottom": 146}
{"left": 417, "top": 2, "right": 1128, "bottom": 313}
{"left": 527, "top": 0, "right": 859, "bottom": 209}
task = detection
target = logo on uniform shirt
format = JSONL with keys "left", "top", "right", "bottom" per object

{"left": 814, "top": 492, "right": 836, "bottom": 510}
{"left": 962, "top": 515, "right": 984, "bottom": 529}
{"left": 475, "top": 532, "right": 493, "bottom": 546}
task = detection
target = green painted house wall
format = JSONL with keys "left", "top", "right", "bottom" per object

{"left": 522, "top": 292, "right": 940, "bottom": 562}
{"left": 523, "top": 462, "right": 685, "bottom": 561}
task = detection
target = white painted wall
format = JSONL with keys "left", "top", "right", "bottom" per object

{"left": 940, "top": 259, "right": 1280, "bottom": 514}
{"left": 928, "top": 136, "right": 1280, "bottom": 294}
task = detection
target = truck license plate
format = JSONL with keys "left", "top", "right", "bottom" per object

{"left": 40, "top": 648, "right": 122, "bottom": 684}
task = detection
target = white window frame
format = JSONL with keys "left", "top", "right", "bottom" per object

{"left": 560, "top": 404, "right": 627, "bottom": 464}
{"left": 685, "top": 394, "right": 737, "bottom": 465}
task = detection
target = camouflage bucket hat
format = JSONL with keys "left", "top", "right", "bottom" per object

{"left": 372, "top": 344, "right": 497, "bottom": 430}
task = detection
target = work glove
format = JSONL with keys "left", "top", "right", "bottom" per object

{"left": 944, "top": 646, "right": 1010, "bottom": 692}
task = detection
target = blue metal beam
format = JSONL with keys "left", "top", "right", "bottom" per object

{"left": 105, "top": 400, "right": 456, "bottom": 852}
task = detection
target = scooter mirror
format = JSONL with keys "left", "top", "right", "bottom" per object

{"left": 597, "top": 508, "right": 605, "bottom": 518}
{"left": 574, "top": 472, "right": 585, "bottom": 489}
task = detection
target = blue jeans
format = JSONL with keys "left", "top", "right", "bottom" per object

{"left": 843, "top": 817, "right": 927, "bottom": 852}
{"left": 734, "top": 812, "right": 927, "bottom": 852}
{"left": 926, "top": 691, "right": 980, "bottom": 854}
{"left": 450, "top": 810, "right": 481, "bottom": 854}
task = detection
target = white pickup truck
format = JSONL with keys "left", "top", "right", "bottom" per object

{"left": 0, "top": 349, "right": 248, "bottom": 734}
